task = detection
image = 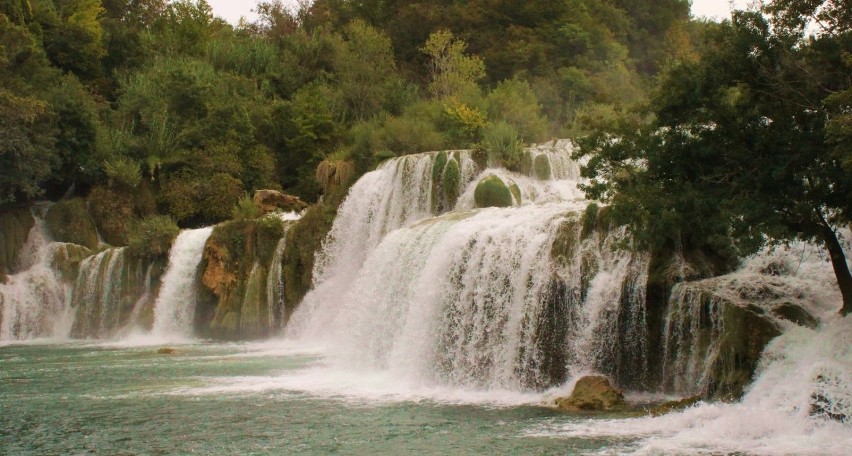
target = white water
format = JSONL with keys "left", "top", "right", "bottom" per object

{"left": 528, "top": 317, "right": 852, "bottom": 455}
{"left": 0, "top": 213, "right": 74, "bottom": 341}
{"left": 288, "top": 143, "right": 649, "bottom": 390}
{"left": 150, "top": 227, "right": 213, "bottom": 340}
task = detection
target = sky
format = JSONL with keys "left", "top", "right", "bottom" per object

{"left": 207, "top": 0, "right": 750, "bottom": 26}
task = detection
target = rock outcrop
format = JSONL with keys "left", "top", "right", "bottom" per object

{"left": 0, "top": 207, "right": 35, "bottom": 281}
{"left": 252, "top": 190, "right": 307, "bottom": 215}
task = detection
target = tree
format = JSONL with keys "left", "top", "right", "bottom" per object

{"left": 578, "top": 10, "right": 852, "bottom": 315}
{"left": 421, "top": 30, "right": 485, "bottom": 101}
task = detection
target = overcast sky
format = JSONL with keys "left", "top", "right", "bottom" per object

{"left": 206, "top": 0, "right": 750, "bottom": 26}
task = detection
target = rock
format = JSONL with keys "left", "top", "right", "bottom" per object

{"left": 772, "top": 303, "right": 818, "bottom": 329}
{"left": 252, "top": 190, "right": 308, "bottom": 215}
{"left": 316, "top": 159, "right": 356, "bottom": 192}
{"left": 474, "top": 175, "right": 514, "bottom": 208}
{"left": 0, "top": 207, "right": 35, "bottom": 281}
{"left": 534, "top": 154, "right": 552, "bottom": 180}
{"left": 51, "top": 243, "right": 93, "bottom": 282}
{"left": 157, "top": 347, "right": 177, "bottom": 355}
{"left": 44, "top": 199, "right": 99, "bottom": 249}
{"left": 555, "top": 376, "right": 626, "bottom": 411}
{"left": 649, "top": 396, "right": 702, "bottom": 416}
{"left": 809, "top": 374, "right": 848, "bottom": 422}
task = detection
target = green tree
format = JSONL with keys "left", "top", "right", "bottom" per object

{"left": 422, "top": 30, "right": 485, "bottom": 101}
{"left": 579, "top": 10, "right": 852, "bottom": 315}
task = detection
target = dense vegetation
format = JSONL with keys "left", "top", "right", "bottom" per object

{"left": 0, "top": 0, "right": 694, "bottom": 219}
{"left": 2, "top": 1, "right": 848, "bottom": 312}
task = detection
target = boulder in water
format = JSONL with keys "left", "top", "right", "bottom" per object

{"left": 252, "top": 190, "right": 307, "bottom": 215}
{"left": 157, "top": 347, "right": 177, "bottom": 355}
{"left": 554, "top": 376, "right": 626, "bottom": 411}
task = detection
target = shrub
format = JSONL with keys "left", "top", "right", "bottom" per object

{"left": 474, "top": 175, "right": 513, "bottom": 208}
{"left": 88, "top": 186, "right": 135, "bottom": 246}
{"left": 482, "top": 121, "right": 522, "bottom": 170}
{"left": 103, "top": 156, "right": 142, "bottom": 189}
{"left": 127, "top": 215, "right": 179, "bottom": 258}
{"left": 232, "top": 194, "right": 261, "bottom": 221}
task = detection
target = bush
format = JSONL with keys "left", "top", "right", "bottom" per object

{"left": 474, "top": 175, "right": 513, "bottom": 208}
{"left": 127, "top": 215, "right": 180, "bottom": 258}
{"left": 103, "top": 156, "right": 142, "bottom": 189}
{"left": 44, "top": 199, "right": 99, "bottom": 249}
{"left": 482, "top": 121, "right": 522, "bottom": 170}
{"left": 232, "top": 194, "right": 261, "bottom": 221}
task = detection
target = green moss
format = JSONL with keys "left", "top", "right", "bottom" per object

{"left": 283, "top": 201, "right": 338, "bottom": 313}
{"left": 127, "top": 215, "right": 180, "bottom": 259}
{"left": 508, "top": 181, "right": 521, "bottom": 204}
{"left": 432, "top": 151, "right": 448, "bottom": 184}
{"left": 534, "top": 154, "right": 552, "bottom": 180}
{"left": 442, "top": 158, "right": 461, "bottom": 209}
{"left": 519, "top": 150, "right": 533, "bottom": 175}
{"left": 474, "top": 175, "right": 514, "bottom": 208}
{"left": 45, "top": 199, "right": 99, "bottom": 249}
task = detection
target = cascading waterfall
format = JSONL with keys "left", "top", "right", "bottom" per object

{"left": 151, "top": 227, "right": 213, "bottom": 339}
{"left": 0, "top": 212, "right": 74, "bottom": 340}
{"left": 288, "top": 142, "right": 653, "bottom": 391}
{"left": 70, "top": 247, "right": 159, "bottom": 339}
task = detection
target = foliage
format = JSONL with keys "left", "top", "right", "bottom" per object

{"left": 441, "top": 101, "right": 487, "bottom": 147}
{"left": 87, "top": 185, "right": 135, "bottom": 245}
{"left": 422, "top": 30, "right": 485, "bottom": 100}
{"left": 44, "top": 198, "right": 99, "bottom": 249}
{"left": 484, "top": 78, "right": 548, "bottom": 143}
{"left": 474, "top": 175, "right": 513, "bottom": 208}
{"left": 578, "top": 9, "right": 852, "bottom": 314}
{"left": 232, "top": 194, "right": 261, "bottom": 221}
{"left": 127, "top": 214, "right": 179, "bottom": 258}
{"left": 103, "top": 156, "right": 142, "bottom": 189}
{"left": 482, "top": 121, "right": 522, "bottom": 170}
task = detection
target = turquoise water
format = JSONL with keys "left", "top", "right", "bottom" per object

{"left": 0, "top": 342, "right": 636, "bottom": 455}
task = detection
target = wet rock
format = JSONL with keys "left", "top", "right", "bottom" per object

{"left": 649, "top": 396, "right": 702, "bottom": 416}
{"left": 252, "top": 190, "right": 307, "bottom": 215}
{"left": 772, "top": 303, "right": 818, "bottom": 329}
{"left": 555, "top": 376, "right": 625, "bottom": 411}
{"left": 0, "top": 207, "right": 35, "bottom": 281}
{"left": 51, "top": 243, "right": 93, "bottom": 282}
{"left": 157, "top": 347, "right": 177, "bottom": 355}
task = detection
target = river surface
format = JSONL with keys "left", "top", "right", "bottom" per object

{"left": 1, "top": 340, "right": 641, "bottom": 455}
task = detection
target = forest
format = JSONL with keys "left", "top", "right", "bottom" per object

{"left": 0, "top": 0, "right": 849, "bottom": 312}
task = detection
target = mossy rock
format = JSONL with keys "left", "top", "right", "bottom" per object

{"left": 519, "top": 150, "right": 533, "bottom": 175}
{"left": 51, "top": 243, "right": 93, "bottom": 282}
{"left": 508, "top": 182, "right": 522, "bottom": 205}
{"left": 88, "top": 186, "right": 135, "bottom": 246}
{"left": 772, "top": 303, "right": 818, "bottom": 329}
{"left": 555, "top": 376, "right": 626, "bottom": 411}
{"left": 474, "top": 175, "right": 514, "bottom": 208}
{"left": 534, "top": 154, "right": 552, "bottom": 180}
{"left": 45, "top": 199, "right": 99, "bottom": 250}
{"left": 442, "top": 158, "right": 461, "bottom": 209}
{"left": 707, "top": 304, "right": 781, "bottom": 400}
{"left": 0, "top": 207, "right": 35, "bottom": 280}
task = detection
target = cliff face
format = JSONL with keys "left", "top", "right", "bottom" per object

{"left": 197, "top": 217, "right": 288, "bottom": 340}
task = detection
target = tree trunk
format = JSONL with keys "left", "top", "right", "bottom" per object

{"left": 819, "top": 220, "right": 852, "bottom": 316}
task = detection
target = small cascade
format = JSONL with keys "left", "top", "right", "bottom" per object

{"left": 151, "top": 227, "right": 213, "bottom": 339}
{"left": 0, "top": 212, "right": 74, "bottom": 340}
{"left": 660, "top": 240, "right": 844, "bottom": 396}
{"left": 267, "top": 234, "right": 288, "bottom": 331}
{"left": 70, "top": 248, "right": 158, "bottom": 339}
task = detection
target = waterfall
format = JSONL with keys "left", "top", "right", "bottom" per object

{"left": 0, "top": 213, "right": 73, "bottom": 341}
{"left": 288, "top": 141, "right": 652, "bottom": 391}
{"left": 151, "top": 227, "right": 213, "bottom": 339}
{"left": 70, "top": 248, "right": 157, "bottom": 339}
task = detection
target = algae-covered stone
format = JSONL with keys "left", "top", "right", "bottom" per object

{"left": 534, "top": 154, "right": 552, "bottom": 180}
{"left": 555, "top": 376, "right": 626, "bottom": 411}
{"left": 45, "top": 199, "right": 99, "bottom": 249}
{"left": 649, "top": 396, "right": 701, "bottom": 416}
{"left": 474, "top": 175, "right": 513, "bottom": 208}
